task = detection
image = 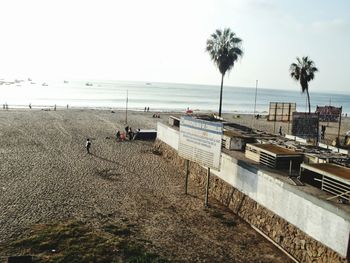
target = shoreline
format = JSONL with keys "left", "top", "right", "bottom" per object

{"left": 1, "top": 104, "right": 271, "bottom": 114}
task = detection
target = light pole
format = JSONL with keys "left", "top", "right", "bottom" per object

{"left": 125, "top": 90, "right": 128, "bottom": 124}
{"left": 251, "top": 80, "right": 258, "bottom": 129}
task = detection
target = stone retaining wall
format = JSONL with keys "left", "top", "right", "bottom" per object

{"left": 154, "top": 140, "right": 348, "bottom": 263}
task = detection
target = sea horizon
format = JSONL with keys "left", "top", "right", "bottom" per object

{"left": 1, "top": 79, "right": 349, "bottom": 114}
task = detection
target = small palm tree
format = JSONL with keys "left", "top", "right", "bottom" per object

{"left": 290, "top": 56, "right": 318, "bottom": 113}
{"left": 206, "top": 28, "right": 243, "bottom": 117}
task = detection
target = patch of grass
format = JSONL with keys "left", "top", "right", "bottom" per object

{"left": 3, "top": 220, "right": 170, "bottom": 263}
{"left": 210, "top": 210, "right": 237, "bottom": 228}
{"left": 210, "top": 211, "right": 225, "bottom": 220}
{"left": 119, "top": 241, "right": 169, "bottom": 263}
{"left": 221, "top": 219, "right": 237, "bottom": 228}
{"left": 151, "top": 149, "right": 162, "bottom": 156}
{"left": 103, "top": 223, "right": 132, "bottom": 236}
{"left": 238, "top": 240, "right": 248, "bottom": 250}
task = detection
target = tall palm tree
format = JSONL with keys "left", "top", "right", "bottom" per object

{"left": 289, "top": 56, "right": 318, "bottom": 113}
{"left": 206, "top": 28, "right": 243, "bottom": 117}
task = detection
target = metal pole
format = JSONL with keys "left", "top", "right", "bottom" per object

{"left": 251, "top": 80, "right": 258, "bottom": 129}
{"left": 125, "top": 90, "right": 128, "bottom": 124}
{"left": 287, "top": 103, "right": 291, "bottom": 134}
{"left": 185, "top": 160, "right": 189, "bottom": 195}
{"left": 205, "top": 167, "right": 210, "bottom": 207}
{"left": 337, "top": 107, "right": 342, "bottom": 147}
{"left": 327, "top": 98, "right": 331, "bottom": 127}
{"left": 316, "top": 112, "right": 319, "bottom": 146}
{"left": 273, "top": 104, "right": 277, "bottom": 134}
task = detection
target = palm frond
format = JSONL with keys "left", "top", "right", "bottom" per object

{"left": 296, "top": 57, "right": 302, "bottom": 65}
{"left": 290, "top": 56, "right": 318, "bottom": 103}
{"left": 206, "top": 28, "right": 243, "bottom": 75}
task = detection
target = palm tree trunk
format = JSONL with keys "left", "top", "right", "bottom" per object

{"left": 306, "top": 89, "right": 311, "bottom": 113}
{"left": 219, "top": 73, "right": 224, "bottom": 117}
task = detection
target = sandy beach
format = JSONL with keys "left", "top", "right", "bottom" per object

{"left": 0, "top": 109, "right": 291, "bottom": 262}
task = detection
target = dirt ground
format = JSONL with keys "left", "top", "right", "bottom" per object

{"left": 0, "top": 109, "right": 290, "bottom": 262}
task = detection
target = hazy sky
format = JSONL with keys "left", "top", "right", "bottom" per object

{"left": 0, "top": 0, "right": 349, "bottom": 92}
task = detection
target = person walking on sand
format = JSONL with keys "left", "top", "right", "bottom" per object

{"left": 85, "top": 138, "right": 91, "bottom": 154}
{"left": 128, "top": 127, "right": 133, "bottom": 140}
{"left": 125, "top": 125, "right": 129, "bottom": 138}
{"left": 115, "top": 130, "right": 120, "bottom": 141}
{"left": 321, "top": 125, "right": 326, "bottom": 140}
{"left": 279, "top": 126, "right": 283, "bottom": 136}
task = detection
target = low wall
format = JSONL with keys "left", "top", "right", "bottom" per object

{"left": 157, "top": 123, "right": 179, "bottom": 150}
{"left": 157, "top": 122, "right": 350, "bottom": 262}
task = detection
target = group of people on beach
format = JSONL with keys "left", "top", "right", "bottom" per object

{"left": 85, "top": 125, "right": 141, "bottom": 153}
{"left": 115, "top": 126, "right": 135, "bottom": 141}
{"left": 27, "top": 103, "right": 69, "bottom": 110}
{"left": 144, "top": 107, "right": 150, "bottom": 112}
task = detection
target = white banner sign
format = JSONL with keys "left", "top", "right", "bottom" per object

{"left": 179, "top": 116, "right": 223, "bottom": 170}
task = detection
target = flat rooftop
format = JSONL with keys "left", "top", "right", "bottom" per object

{"left": 301, "top": 163, "right": 350, "bottom": 181}
{"left": 248, "top": 143, "right": 303, "bottom": 156}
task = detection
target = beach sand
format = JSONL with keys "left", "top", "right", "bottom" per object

{"left": 0, "top": 109, "right": 290, "bottom": 262}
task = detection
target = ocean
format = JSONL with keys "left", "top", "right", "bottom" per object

{"left": 1, "top": 80, "right": 349, "bottom": 114}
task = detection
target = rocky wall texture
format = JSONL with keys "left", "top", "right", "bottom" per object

{"left": 154, "top": 140, "right": 348, "bottom": 263}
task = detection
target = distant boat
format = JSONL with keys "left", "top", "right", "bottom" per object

{"left": 42, "top": 82, "right": 48, "bottom": 86}
{"left": 86, "top": 82, "right": 93, "bottom": 86}
{"left": 64, "top": 80, "right": 69, "bottom": 84}
{"left": 146, "top": 82, "right": 152, "bottom": 85}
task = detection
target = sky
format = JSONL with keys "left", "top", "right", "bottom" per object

{"left": 0, "top": 0, "right": 349, "bottom": 92}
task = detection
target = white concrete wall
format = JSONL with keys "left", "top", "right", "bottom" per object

{"left": 157, "top": 123, "right": 179, "bottom": 150}
{"left": 157, "top": 123, "right": 350, "bottom": 257}
{"left": 215, "top": 154, "right": 350, "bottom": 257}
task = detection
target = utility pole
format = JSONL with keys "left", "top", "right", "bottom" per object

{"left": 337, "top": 107, "right": 342, "bottom": 148}
{"left": 125, "top": 90, "right": 128, "bottom": 124}
{"left": 251, "top": 80, "right": 258, "bottom": 129}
